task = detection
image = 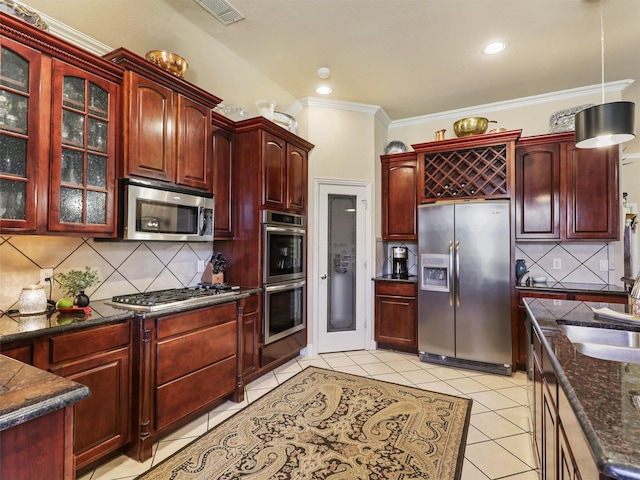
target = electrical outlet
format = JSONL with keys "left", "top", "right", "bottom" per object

{"left": 552, "top": 258, "right": 562, "bottom": 270}
{"left": 599, "top": 260, "right": 609, "bottom": 271}
{"left": 197, "top": 260, "right": 205, "bottom": 272}
{"left": 40, "top": 268, "right": 54, "bottom": 284}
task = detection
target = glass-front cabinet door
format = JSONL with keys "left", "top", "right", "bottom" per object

{"left": 0, "top": 38, "right": 44, "bottom": 232}
{"left": 49, "top": 60, "right": 118, "bottom": 234}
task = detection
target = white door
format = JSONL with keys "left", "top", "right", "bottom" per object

{"left": 315, "top": 180, "right": 370, "bottom": 353}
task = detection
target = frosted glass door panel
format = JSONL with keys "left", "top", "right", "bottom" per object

{"left": 327, "top": 194, "right": 356, "bottom": 333}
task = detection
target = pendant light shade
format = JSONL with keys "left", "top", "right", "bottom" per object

{"left": 575, "top": 101, "right": 636, "bottom": 148}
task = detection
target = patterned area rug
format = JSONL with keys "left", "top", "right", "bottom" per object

{"left": 137, "top": 366, "right": 472, "bottom": 480}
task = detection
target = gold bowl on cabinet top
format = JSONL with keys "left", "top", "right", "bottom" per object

{"left": 145, "top": 50, "right": 188, "bottom": 78}
{"left": 453, "top": 117, "right": 496, "bottom": 137}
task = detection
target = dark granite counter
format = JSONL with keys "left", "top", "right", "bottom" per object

{"left": 0, "top": 288, "right": 262, "bottom": 346}
{"left": 523, "top": 298, "right": 640, "bottom": 480}
{"left": 0, "top": 355, "right": 90, "bottom": 431}
{"left": 372, "top": 274, "right": 417, "bottom": 283}
{"left": 517, "top": 281, "right": 628, "bottom": 297}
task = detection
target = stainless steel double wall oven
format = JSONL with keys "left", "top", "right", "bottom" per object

{"left": 262, "top": 210, "right": 306, "bottom": 345}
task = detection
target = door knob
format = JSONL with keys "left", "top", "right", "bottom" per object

{"left": 321, "top": 274, "right": 327, "bottom": 280}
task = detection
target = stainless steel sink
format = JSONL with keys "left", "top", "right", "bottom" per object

{"left": 559, "top": 324, "right": 640, "bottom": 364}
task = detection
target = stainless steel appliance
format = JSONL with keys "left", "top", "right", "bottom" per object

{"left": 106, "top": 284, "right": 239, "bottom": 313}
{"left": 391, "top": 246, "right": 409, "bottom": 279}
{"left": 262, "top": 210, "right": 306, "bottom": 344}
{"left": 263, "top": 279, "right": 306, "bottom": 344}
{"left": 262, "top": 210, "right": 306, "bottom": 283}
{"left": 121, "top": 179, "right": 214, "bottom": 242}
{"left": 418, "top": 200, "right": 512, "bottom": 375}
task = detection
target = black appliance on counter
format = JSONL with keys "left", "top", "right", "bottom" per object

{"left": 391, "top": 246, "right": 409, "bottom": 279}
{"left": 106, "top": 283, "right": 239, "bottom": 313}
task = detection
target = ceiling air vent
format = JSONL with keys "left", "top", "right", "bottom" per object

{"left": 194, "top": 0, "right": 245, "bottom": 25}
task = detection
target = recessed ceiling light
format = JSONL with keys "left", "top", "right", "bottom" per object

{"left": 315, "top": 85, "right": 333, "bottom": 95}
{"left": 483, "top": 42, "right": 506, "bottom": 55}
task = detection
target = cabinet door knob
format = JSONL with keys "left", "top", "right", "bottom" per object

{"left": 321, "top": 274, "right": 327, "bottom": 280}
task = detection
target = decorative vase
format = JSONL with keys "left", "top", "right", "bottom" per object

{"left": 74, "top": 291, "right": 90, "bottom": 308}
{"left": 515, "top": 259, "right": 527, "bottom": 279}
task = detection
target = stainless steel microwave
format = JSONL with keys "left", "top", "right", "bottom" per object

{"left": 122, "top": 180, "right": 213, "bottom": 242}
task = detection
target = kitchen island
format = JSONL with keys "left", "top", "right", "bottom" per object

{"left": 1, "top": 354, "right": 90, "bottom": 479}
{"left": 523, "top": 297, "right": 640, "bottom": 480}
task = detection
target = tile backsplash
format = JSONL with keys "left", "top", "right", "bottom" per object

{"left": 515, "top": 241, "right": 615, "bottom": 285}
{"left": 376, "top": 239, "right": 617, "bottom": 286}
{"left": 0, "top": 235, "right": 213, "bottom": 313}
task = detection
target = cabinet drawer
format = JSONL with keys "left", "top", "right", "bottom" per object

{"left": 572, "top": 293, "right": 627, "bottom": 304}
{"left": 155, "top": 355, "right": 236, "bottom": 431}
{"left": 157, "top": 321, "right": 236, "bottom": 385}
{"left": 50, "top": 322, "right": 130, "bottom": 364}
{"left": 157, "top": 302, "right": 236, "bottom": 340}
{"left": 242, "top": 293, "right": 260, "bottom": 312}
{"left": 375, "top": 281, "right": 416, "bottom": 297}
{"left": 518, "top": 292, "right": 568, "bottom": 305}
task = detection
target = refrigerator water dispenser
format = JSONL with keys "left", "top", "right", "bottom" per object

{"left": 420, "top": 253, "right": 449, "bottom": 292}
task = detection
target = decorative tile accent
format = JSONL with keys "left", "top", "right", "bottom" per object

{"left": 0, "top": 235, "right": 212, "bottom": 312}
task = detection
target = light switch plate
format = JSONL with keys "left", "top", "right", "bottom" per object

{"left": 552, "top": 258, "right": 562, "bottom": 270}
{"left": 599, "top": 260, "right": 608, "bottom": 271}
{"left": 197, "top": 260, "right": 205, "bottom": 272}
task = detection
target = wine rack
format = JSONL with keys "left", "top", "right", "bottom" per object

{"left": 414, "top": 130, "right": 520, "bottom": 204}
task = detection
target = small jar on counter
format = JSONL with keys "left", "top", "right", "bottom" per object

{"left": 18, "top": 285, "right": 47, "bottom": 315}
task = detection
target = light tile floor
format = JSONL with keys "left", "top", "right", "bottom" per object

{"left": 79, "top": 349, "right": 539, "bottom": 480}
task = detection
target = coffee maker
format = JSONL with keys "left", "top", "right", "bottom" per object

{"left": 391, "top": 247, "right": 409, "bottom": 279}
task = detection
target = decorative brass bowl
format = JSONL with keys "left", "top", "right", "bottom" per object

{"left": 145, "top": 50, "right": 188, "bottom": 78}
{"left": 453, "top": 117, "right": 496, "bottom": 137}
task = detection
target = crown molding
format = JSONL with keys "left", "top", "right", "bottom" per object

{"left": 390, "top": 79, "right": 635, "bottom": 130}
{"left": 30, "top": 9, "right": 113, "bottom": 55}
{"left": 297, "top": 97, "right": 391, "bottom": 128}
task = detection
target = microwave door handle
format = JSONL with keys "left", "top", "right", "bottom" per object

{"left": 197, "top": 206, "right": 206, "bottom": 236}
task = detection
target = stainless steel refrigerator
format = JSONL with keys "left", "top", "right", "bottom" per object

{"left": 418, "top": 200, "right": 512, "bottom": 375}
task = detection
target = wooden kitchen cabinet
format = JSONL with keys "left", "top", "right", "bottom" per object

{"left": 129, "top": 302, "right": 241, "bottom": 462}
{"left": 240, "top": 292, "right": 261, "bottom": 381}
{"left": 48, "top": 321, "right": 132, "bottom": 471}
{"left": 0, "top": 13, "right": 122, "bottom": 236}
{"left": 261, "top": 129, "right": 309, "bottom": 214}
{"left": 104, "top": 48, "right": 222, "bottom": 193}
{"left": 532, "top": 325, "right": 600, "bottom": 480}
{"left": 212, "top": 111, "right": 235, "bottom": 239}
{"left": 381, "top": 152, "right": 418, "bottom": 240}
{"left": 515, "top": 132, "right": 619, "bottom": 241}
{"left": 374, "top": 280, "right": 417, "bottom": 353}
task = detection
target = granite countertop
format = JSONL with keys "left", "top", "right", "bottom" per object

{"left": 0, "top": 354, "right": 90, "bottom": 431}
{"left": 373, "top": 274, "right": 417, "bottom": 283}
{"left": 0, "top": 287, "right": 262, "bottom": 346}
{"left": 517, "top": 281, "right": 628, "bottom": 296}
{"left": 523, "top": 298, "right": 640, "bottom": 480}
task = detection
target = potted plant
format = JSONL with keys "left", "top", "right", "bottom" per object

{"left": 56, "top": 266, "right": 100, "bottom": 307}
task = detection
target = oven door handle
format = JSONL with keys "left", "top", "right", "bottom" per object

{"left": 264, "top": 280, "right": 306, "bottom": 293}
{"left": 265, "top": 225, "right": 306, "bottom": 235}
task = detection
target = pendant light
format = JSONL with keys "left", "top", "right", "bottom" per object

{"left": 574, "top": 0, "right": 635, "bottom": 149}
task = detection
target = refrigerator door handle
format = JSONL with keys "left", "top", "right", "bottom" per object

{"left": 448, "top": 241, "right": 454, "bottom": 306}
{"left": 455, "top": 241, "right": 461, "bottom": 306}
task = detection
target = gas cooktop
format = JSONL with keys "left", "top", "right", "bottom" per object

{"left": 106, "top": 283, "right": 240, "bottom": 312}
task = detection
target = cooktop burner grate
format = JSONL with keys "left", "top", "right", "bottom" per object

{"left": 107, "top": 283, "right": 240, "bottom": 312}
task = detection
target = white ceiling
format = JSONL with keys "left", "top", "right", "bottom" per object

{"left": 22, "top": 0, "right": 640, "bottom": 121}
